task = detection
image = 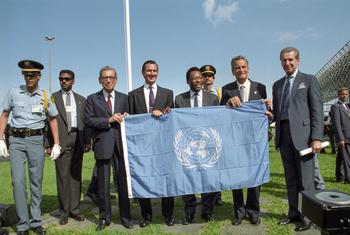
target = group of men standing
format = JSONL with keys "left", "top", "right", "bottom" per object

{"left": 0, "top": 46, "right": 348, "bottom": 234}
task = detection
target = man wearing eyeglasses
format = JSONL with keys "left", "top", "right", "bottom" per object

{"left": 50, "top": 70, "right": 91, "bottom": 226}
{"left": 0, "top": 60, "right": 60, "bottom": 235}
{"left": 84, "top": 66, "right": 133, "bottom": 231}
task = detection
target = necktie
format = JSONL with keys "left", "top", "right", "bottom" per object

{"left": 107, "top": 94, "right": 112, "bottom": 113}
{"left": 66, "top": 92, "right": 72, "bottom": 132}
{"left": 280, "top": 77, "right": 291, "bottom": 120}
{"left": 149, "top": 86, "right": 155, "bottom": 113}
{"left": 240, "top": 85, "right": 245, "bottom": 102}
{"left": 194, "top": 92, "right": 199, "bottom": 107}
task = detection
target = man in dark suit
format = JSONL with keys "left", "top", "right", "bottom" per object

{"left": 330, "top": 87, "right": 350, "bottom": 183}
{"left": 84, "top": 66, "right": 133, "bottom": 230}
{"left": 51, "top": 70, "right": 91, "bottom": 225}
{"left": 128, "top": 60, "right": 175, "bottom": 227}
{"left": 269, "top": 47, "right": 323, "bottom": 232}
{"left": 220, "top": 55, "right": 267, "bottom": 226}
{"left": 175, "top": 66, "right": 219, "bottom": 225}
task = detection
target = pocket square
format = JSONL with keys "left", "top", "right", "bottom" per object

{"left": 298, "top": 83, "right": 306, "bottom": 89}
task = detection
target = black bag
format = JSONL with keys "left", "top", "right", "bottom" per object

{"left": 0, "top": 204, "right": 18, "bottom": 227}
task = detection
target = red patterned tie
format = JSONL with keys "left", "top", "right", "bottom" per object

{"left": 107, "top": 94, "right": 112, "bottom": 113}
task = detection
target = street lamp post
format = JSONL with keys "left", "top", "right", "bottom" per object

{"left": 44, "top": 36, "right": 55, "bottom": 93}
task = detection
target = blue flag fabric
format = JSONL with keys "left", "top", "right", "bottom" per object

{"left": 121, "top": 100, "right": 270, "bottom": 198}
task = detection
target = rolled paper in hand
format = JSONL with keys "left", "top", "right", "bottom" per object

{"left": 299, "top": 141, "right": 329, "bottom": 156}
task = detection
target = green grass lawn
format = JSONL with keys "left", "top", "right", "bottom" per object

{"left": 0, "top": 146, "right": 349, "bottom": 234}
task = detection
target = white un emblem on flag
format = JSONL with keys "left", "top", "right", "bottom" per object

{"left": 173, "top": 127, "right": 222, "bottom": 170}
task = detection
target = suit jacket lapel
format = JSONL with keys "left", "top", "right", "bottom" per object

{"left": 136, "top": 87, "right": 148, "bottom": 113}
{"left": 73, "top": 92, "right": 82, "bottom": 119}
{"left": 55, "top": 91, "right": 68, "bottom": 124}
{"left": 202, "top": 92, "right": 210, "bottom": 106}
{"left": 248, "top": 80, "right": 257, "bottom": 101}
{"left": 184, "top": 91, "right": 191, "bottom": 107}
{"left": 229, "top": 82, "right": 240, "bottom": 98}
{"left": 97, "top": 90, "right": 111, "bottom": 115}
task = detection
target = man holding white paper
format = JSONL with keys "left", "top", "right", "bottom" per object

{"left": 270, "top": 47, "right": 324, "bottom": 232}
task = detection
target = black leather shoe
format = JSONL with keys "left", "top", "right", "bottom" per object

{"left": 294, "top": 221, "right": 311, "bottom": 232}
{"left": 96, "top": 219, "right": 110, "bottom": 231}
{"left": 16, "top": 230, "right": 29, "bottom": 235}
{"left": 121, "top": 219, "right": 134, "bottom": 229}
{"left": 139, "top": 219, "right": 151, "bottom": 228}
{"left": 165, "top": 217, "right": 175, "bottom": 226}
{"left": 70, "top": 213, "right": 85, "bottom": 221}
{"left": 31, "top": 226, "right": 46, "bottom": 235}
{"left": 278, "top": 217, "right": 294, "bottom": 225}
{"left": 232, "top": 217, "right": 242, "bottom": 226}
{"left": 58, "top": 216, "right": 68, "bottom": 225}
{"left": 182, "top": 214, "right": 194, "bottom": 225}
{"left": 251, "top": 217, "right": 260, "bottom": 225}
{"left": 201, "top": 214, "right": 214, "bottom": 222}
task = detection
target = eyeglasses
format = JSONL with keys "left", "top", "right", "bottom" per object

{"left": 59, "top": 77, "right": 73, "bottom": 82}
{"left": 101, "top": 76, "right": 116, "bottom": 80}
{"left": 22, "top": 72, "right": 40, "bottom": 78}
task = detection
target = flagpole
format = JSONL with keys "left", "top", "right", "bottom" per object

{"left": 124, "top": 0, "right": 133, "bottom": 92}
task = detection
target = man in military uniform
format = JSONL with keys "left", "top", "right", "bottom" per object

{"left": 0, "top": 60, "right": 61, "bottom": 235}
{"left": 200, "top": 64, "right": 223, "bottom": 207}
{"left": 201, "top": 65, "right": 222, "bottom": 103}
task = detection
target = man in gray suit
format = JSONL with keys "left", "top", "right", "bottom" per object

{"left": 51, "top": 70, "right": 91, "bottom": 225}
{"left": 221, "top": 55, "right": 267, "bottom": 226}
{"left": 330, "top": 87, "right": 350, "bottom": 183}
{"left": 175, "top": 66, "right": 219, "bottom": 225}
{"left": 270, "top": 47, "right": 323, "bottom": 232}
{"left": 128, "top": 60, "right": 175, "bottom": 227}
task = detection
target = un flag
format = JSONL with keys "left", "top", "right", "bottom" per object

{"left": 121, "top": 100, "right": 270, "bottom": 198}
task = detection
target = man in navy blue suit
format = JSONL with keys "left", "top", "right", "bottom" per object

{"left": 221, "top": 55, "right": 267, "bottom": 226}
{"left": 84, "top": 66, "right": 133, "bottom": 231}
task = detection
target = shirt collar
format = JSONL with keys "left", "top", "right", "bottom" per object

{"left": 286, "top": 69, "right": 298, "bottom": 79}
{"left": 20, "top": 85, "right": 41, "bottom": 96}
{"left": 61, "top": 89, "right": 73, "bottom": 95}
{"left": 144, "top": 83, "right": 157, "bottom": 89}
{"left": 236, "top": 79, "right": 250, "bottom": 88}
{"left": 190, "top": 89, "right": 202, "bottom": 96}
{"left": 103, "top": 89, "right": 115, "bottom": 99}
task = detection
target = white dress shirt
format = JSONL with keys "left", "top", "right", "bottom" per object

{"left": 61, "top": 90, "right": 77, "bottom": 128}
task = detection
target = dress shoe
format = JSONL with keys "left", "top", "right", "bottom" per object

{"left": 16, "top": 230, "right": 29, "bottom": 235}
{"left": 121, "top": 219, "right": 134, "bottom": 229}
{"left": 294, "top": 221, "right": 311, "bottom": 232}
{"left": 182, "top": 214, "right": 194, "bottom": 225}
{"left": 278, "top": 217, "right": 294, "bottom": 225}
{"left": 96, "top": 219, "right": 110, "bottom": 231}
{"left": 139, "top": 218, "right": 151, "bottom": 228}
{"left": 70, "top": 213, "right": 85, "bottom": 221}
{"left": 232, "top": 217, "right": 242, "bottom": 226}
{"left": 58, "top": 216, "right": 68, "bottom": 225}
{"left": 250, "top": 217, "right": 260, "bottom": 225}
{"left": 164, "top": 217, "right": 175, "bottom": 226}
{"left": 201, "top": 214, "right": 214, "bottom": 222}
{"left": 31, "top": 226, "right": 46, "bottom": 235}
